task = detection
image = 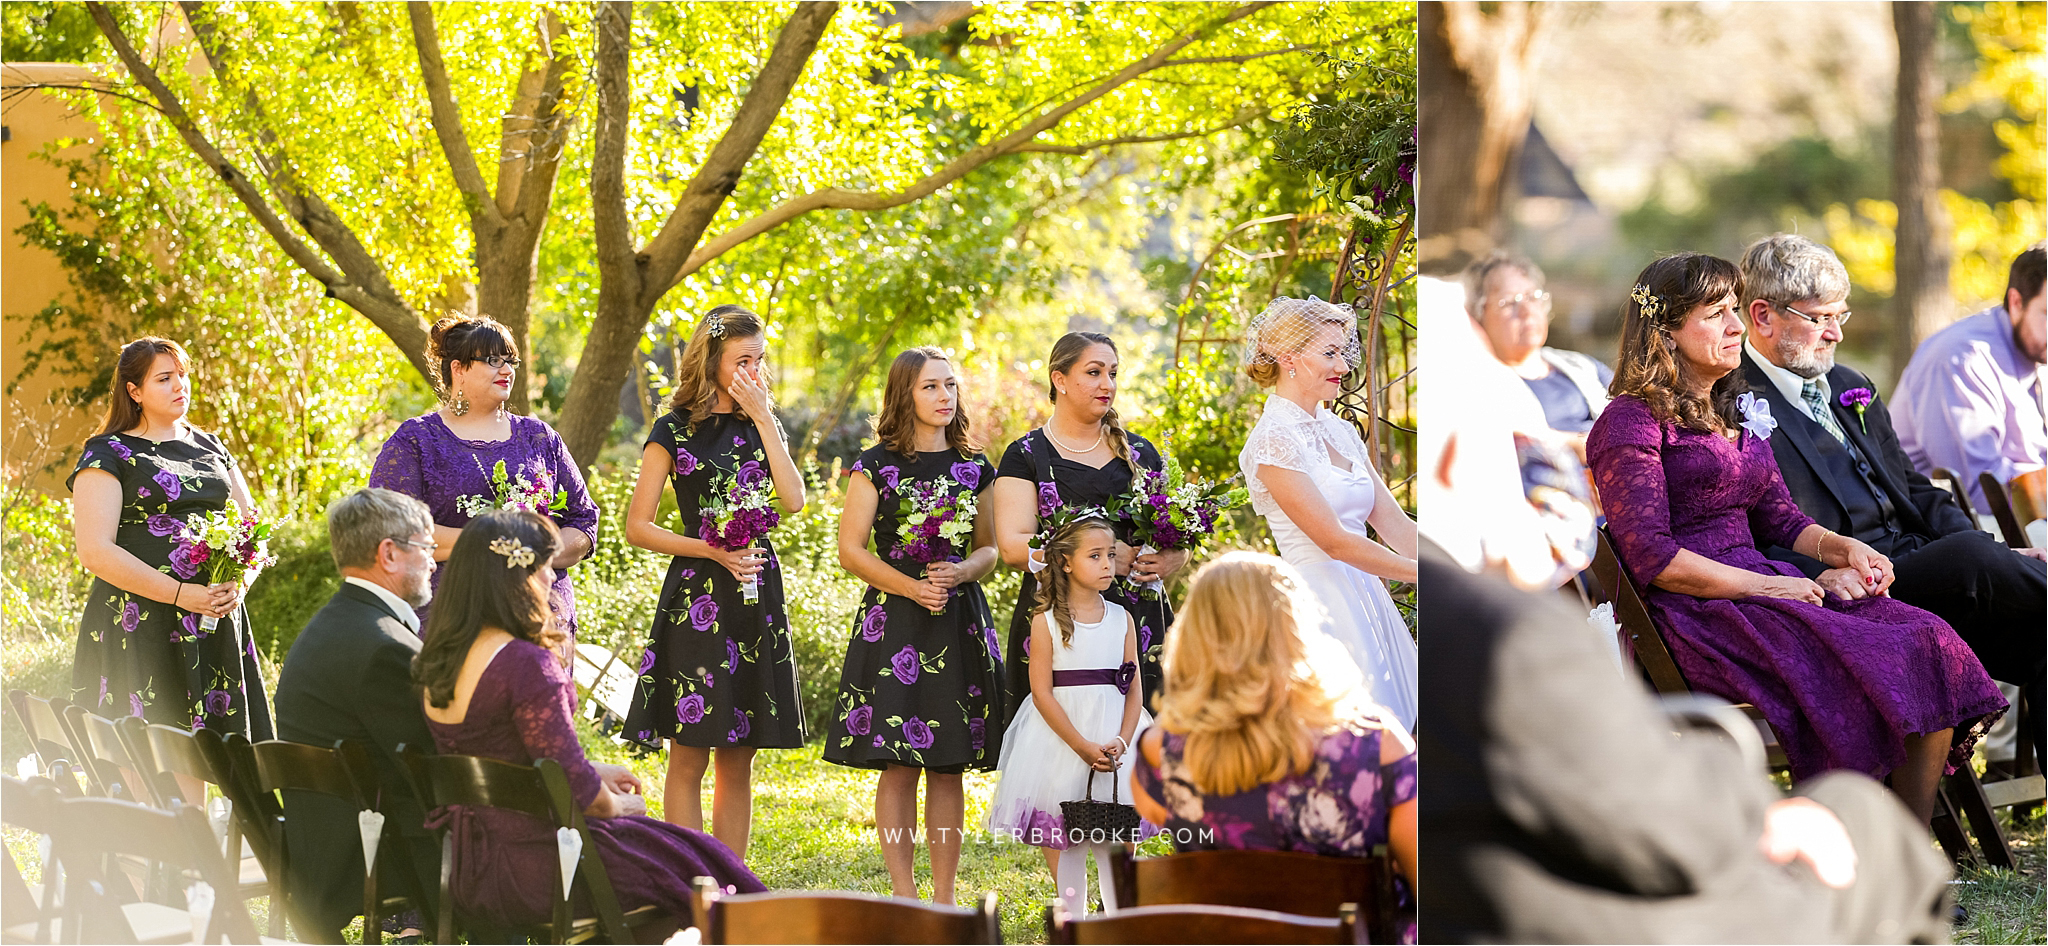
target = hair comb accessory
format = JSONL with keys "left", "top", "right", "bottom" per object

{"left": 706, "top": 315, "right": 726, "bottom": 340}
{"left": 488, "top": 536, "right": 536, "bottom": 569}
{"left": 1630, "top": 285, "right": 1664, "bottom": 320}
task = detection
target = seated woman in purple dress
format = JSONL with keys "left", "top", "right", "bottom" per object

{"left": 1586, "top": 253, "right": 2004, "bottom": 823}
{"left": 371, "top": 316, "right": 600, "bottom": 639}
{"left": 414, "top": 510, "right": 763, "bottom": 933}
{"left": 1131, "top": 552, "right": 1416, "bottom": 937}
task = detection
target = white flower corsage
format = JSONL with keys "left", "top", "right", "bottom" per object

{"left": 1737, "top": 391, "right": 1777, "bottom": 442}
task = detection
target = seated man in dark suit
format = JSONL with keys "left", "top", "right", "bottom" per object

{"left": 1737, "top": 233, "right": 2045, "bottom": 770}
{"left": 274, "top": 488, "right": 442, "bottom": 939}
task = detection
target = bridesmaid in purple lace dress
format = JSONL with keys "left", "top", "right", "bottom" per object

{"left": 1586, "top": 254, "right": 2004, "bottom": 822}
{"left": 1132, "top": 553, "right": 1416, "bottom": 943}
{"left": 415, "top": 510, "right": 762, "bottom": 934}
{"left": 369, "top": 317, "right": 600, "bottom": 639}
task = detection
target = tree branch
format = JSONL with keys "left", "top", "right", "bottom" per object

{"left": 1010, "top": 107, "right": 1263, "bottom": 154}
{"left": 1157, "top": 43, "right": 1321, "bottom": 67}
{"left": 498, "top": 10, "right": 573, "bottom": 227}
{"left": 90, "top": 1, "right": 431, "bottom": 380}
{"left": 407, "top": 0, "right": 504, "bottom": 229}
{"left": 590, "top": 0, "right": 635, "bottom": 295}
{"left": 635, "top": 1, "right": 841, "bottom": 306}
{"left": 671, "top": 1, "right": 1277, "bottom": 286}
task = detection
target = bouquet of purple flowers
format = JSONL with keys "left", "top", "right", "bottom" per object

{"left": 889, "top": 476, "right": 979, "bottom": 614}
{"left": 700, "top": 464, "right": 781, "bottom": 603}
{"left": 1109, "top": 450, "right": 1248, "bottom": 590}
{"left": 455, "top": 458, "right": 568, "bottom": 518}
{"left": 176, "top": 509, "right": 278, "bottom": 630}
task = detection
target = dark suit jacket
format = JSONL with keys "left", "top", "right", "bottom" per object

{"left": 1737, "top": 353, "right": 1976, "bottom": 577}
{"left": 273, "top": 581, "right": 439, "bottom": 937}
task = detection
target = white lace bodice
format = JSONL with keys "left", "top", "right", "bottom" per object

{"left": 1238, "top": 394, "right": 1380, "bottom": 566}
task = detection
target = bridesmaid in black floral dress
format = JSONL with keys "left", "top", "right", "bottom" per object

{"left": 619, "top": 305, "right": 807, "bottom": 860}
{"left": 824, "top": 347, "right": 1002, "bottom": 904}
{"left": 67, "top": 338, "right": 273, "bottom": 739}
{"left": 990, "top": 333, "right": 1188, "bottom": 723}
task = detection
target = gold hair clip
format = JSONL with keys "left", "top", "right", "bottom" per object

{"left": 1630, "top": 285, "right": 1664, "bottom": 320}
{"left": 488, "top": 536, "right": 536, "bottom": 569}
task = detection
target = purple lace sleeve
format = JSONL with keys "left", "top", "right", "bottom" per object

{"left": 507, "top": 642, "right": 603, "bottom": 811}
{"left": 368, "top": 420, "right": 427, "bottom": 499}
{"left": 1587, "top": 398, "right": 1683, "bottom": 582}
{"left": 546, "top": 425, "right": 600, "bottom": 546}
{"left": 1747, "top": 448, "right": 1817, "bottom": 550}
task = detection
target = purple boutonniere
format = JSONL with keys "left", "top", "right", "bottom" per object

{"left": 1838, "top": 387, "right": 1873, "bottom": 434}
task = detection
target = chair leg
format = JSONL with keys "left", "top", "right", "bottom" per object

{"left": 1930, "top": 783, "right": 1978, "bottom": 868}
{"left": 1944, "top": 769, "right": 2016, "bottom": 870}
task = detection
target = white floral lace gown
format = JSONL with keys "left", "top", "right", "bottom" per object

{"left": 1239, "top": 394, "right": 1417, "bottom": 728}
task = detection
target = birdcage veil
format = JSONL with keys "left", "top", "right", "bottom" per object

{"left": 1242, "top": 297, "right": 1363, "bottom": 385}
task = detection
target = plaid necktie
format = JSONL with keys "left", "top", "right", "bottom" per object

{"left": 1801, "top": 380, "right": 1850, "bottom": 446}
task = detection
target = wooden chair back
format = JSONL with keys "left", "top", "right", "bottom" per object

{"left": 1106, "top": 847, "right": 1405, "bottom": 940}
{"left": 58, "top": 706, "right": 147, "bottom": 804}
{"left": 1044, "top": 901, "right": 1353, "bottom": 945}
{"left": 399, "top": 746, "right": 642, "bottom": 945}
{"left": 43, "top": 793, "right": 264, "bottom": 944}
{"left": 690, "top": 878, "right": 998, "bottom": 944}
{"left": 247, "top": 739, "right": 416, "bottom": 942}
{"left": 1586, "top": 528, "right": 1690, "bottom": 694}
{"left": 1927, "top": 467, "right": 1978, "bottom": 520}
{"left": 1978, "top": 472, "right": 2032, "bottom": 549}
{"left": 5, "top": 691, "right": 85, "bottom": 792}
{"left": 2, "top": 775, "right": 61, "bottom": 944}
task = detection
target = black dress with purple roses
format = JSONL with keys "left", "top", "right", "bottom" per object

{"left": 823, "top": 447, "right": 1004, "bottom": 774}
{"left": 622, "top": 410, "right": 805, "bottom": 750}
{"left": 995, "top": 428, "right": 1171, "bottom": 727}
{"left": 66, "top": 431, "right": 274, "bottom": 740}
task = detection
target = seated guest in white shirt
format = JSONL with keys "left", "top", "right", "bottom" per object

{"left": 273, "top": 488, "right": 443, "bottom": 940}
{"left": 1891, "top": 240, "right": 2046, "bottom": 515}
{"left": 1736, "top": 234, "right": 2043, "bottom": 776}
{"left": 1463, "top": 251, "right": 1613, "bottom": 449}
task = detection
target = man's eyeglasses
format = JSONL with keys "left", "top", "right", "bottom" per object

{"left": 478, "top": 354, "right": 522, "bottom": 370}
{"left": 1489, "top": 290, "right": 1553, "bottom": 315}
{"left": 1773, "top": 301, "right": 1851, "bottom": 330}
{"left": 391, "top": 537, "right": 438, "bottom": 553}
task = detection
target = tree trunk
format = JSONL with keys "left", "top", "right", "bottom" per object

{"left": 1417, "top": 1, "right": 1546, "bottom": 274}
{"left": 1891, "top": 2, "right": 1952, "bottom": 382}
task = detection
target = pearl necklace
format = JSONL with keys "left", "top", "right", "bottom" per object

{"left": 1043, "top": 424, "right": 1104, "bottom": 455}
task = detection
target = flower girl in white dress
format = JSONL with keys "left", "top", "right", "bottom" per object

{"left": 987, "top": 516, "right": 1153, "bottom": 915}
{"left": 1237, "top": 298, "right": 1419, "bottom": 728}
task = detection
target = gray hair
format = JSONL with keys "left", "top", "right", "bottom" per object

{"left": 327, "top": 488, "right": 433, "bottom": 570}
{"left": 1461, "top": 251, "right": 1546, "bottom": 320}
{"left": 1739, "top": 234, "right": 1851, "bottom": 310}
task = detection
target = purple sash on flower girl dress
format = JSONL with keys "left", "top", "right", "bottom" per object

{"left": 1051, "top": 661, "right": 1136, "bottom": 694}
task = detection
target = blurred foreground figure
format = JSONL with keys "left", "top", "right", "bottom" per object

{"left": 1415, "top": 276, "right": 1952, "bottom": 944}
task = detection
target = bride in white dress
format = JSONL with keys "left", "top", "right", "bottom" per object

{"left": 1237, "top": 297, "right": 1419, "bottom": 727}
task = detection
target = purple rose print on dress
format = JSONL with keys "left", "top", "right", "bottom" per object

{"left": 204, "top": 689, "right": 232, "bottom": 715}
{"left": 725, "top": 638, "right": 740, "bottom": 673}
{"left": 192, "top": 715, "right": 205, "bottom": 730}
{"left": 1036, "top": 482, "right": 1062, "bottom": 517}
{"left": 146, "top": 514, "right": 182, "bottom": 537}
{"left": 846, "top": 705, "right": 872, "bottom": 735}
{"left": 968, "top": 718, "right": 986, "bottom": 750}
{"left": 872, "top": 734, "right": 886, "bottom": 748}
{"left": 129, "top": 692, "right": 145, "bottom": 717}
{"left": 950, "top": 461, "right": 981, "bottom": 490}
{"left": 728, "top": 708, "right": 751, "bottom": 743}
{"left": 638, "top": 649, "right": 656, "bottom": 675}
{"left": 878, "top": 466, "right": 901, "bottom": 493}
{"left": 181, "top": 613, "right": 200, "bottom": 639}
{"left": 903, "top": 717, "right": 935, "bottom": 750}
{"left": 120, "top": 600, "right": 140, "bottom": 633}
{"left": 152, "top": 469, "right": 182, "bottom": 500}
{"left": 736, "top": 460, "right": 767, "bottom": 489}
{"left": 98, "top": 676, "right": 108, "bottom": 707}
{"left": 137, "top": 487, "right": 151, "bottom": 499}
{"left": 1136, "top": 622, "right": 1153, "bottom": 655}
{"left": 676, "top": 694, "right": 706, "bottom": 724}
{"left": 967, "top": 684, "right": 981, "bottom": 697}
{"left": 688, "top": 596, "right": 719, "bottom": 631}
{"left": 859, "top": 605, "right": 887, "bottom": 643}
{"left": 674, "top": 447, "right": 699, "bottom": 476}
{"left": 889, "top": 645, "right": 921, "bottom": 685}
{"left": 982, "top": 625, "right": 1001, "bottom": 661}
{"left": 732, "top": 435, "right": 746, "bottom": 447}
{"left": 108, "top": 439, "right": 133, "bottom": 461}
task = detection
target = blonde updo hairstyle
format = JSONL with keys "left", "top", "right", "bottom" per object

{"left": 1154, "top": 551, "right": 1359, "bottom": 796}
{"left": 1242, "top": 297, "right": 1359, "bottom": 388}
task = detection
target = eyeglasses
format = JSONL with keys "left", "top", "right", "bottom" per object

{"left": 391, "top": 537, "right": 438, "bottom": 553}
{"left": 1488, "top": 290, "right": 1553, "bottom": 315}
{"left": 478, "top": 355, "right": 522, "bottom": 370}
{"left": 1773, "top": 301, "right": 1851, "bottom": 330}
